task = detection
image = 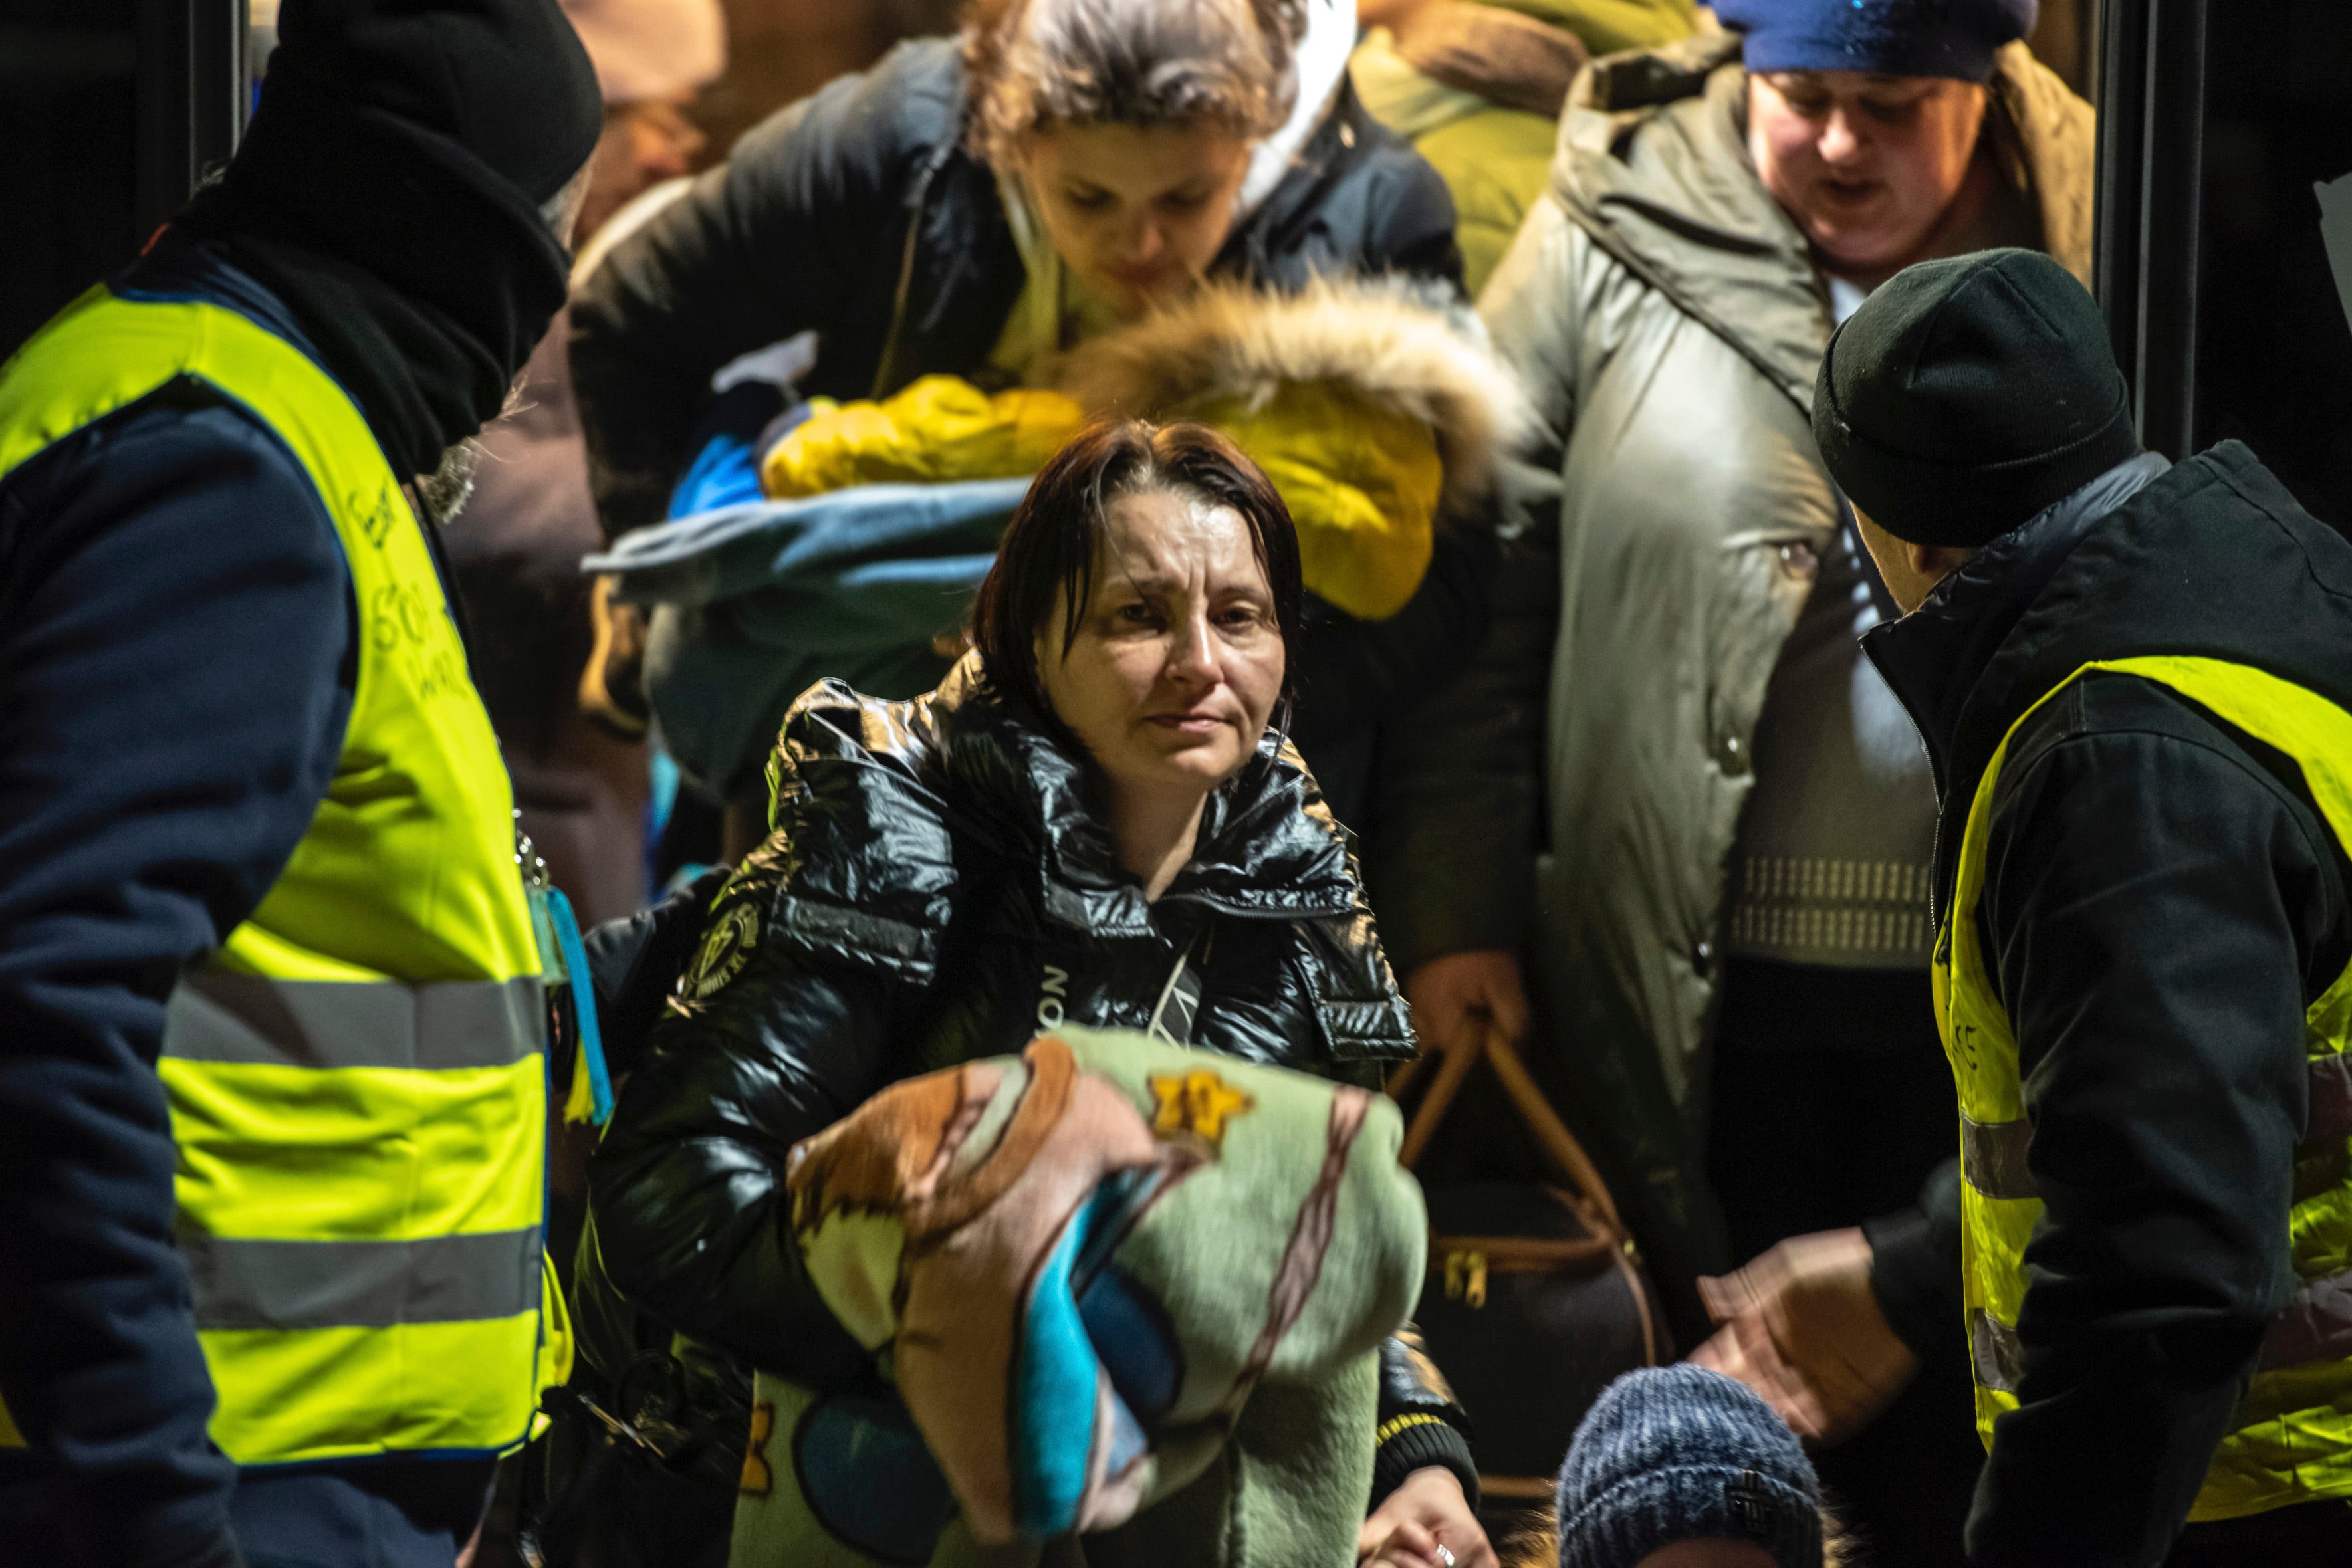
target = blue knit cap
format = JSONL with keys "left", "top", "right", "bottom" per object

{"left": 1556, "top": 1367, "right": 1823, "bottom": 1568}
{"left": 1714, "top": 0, "right": 2036, "bottom": 84}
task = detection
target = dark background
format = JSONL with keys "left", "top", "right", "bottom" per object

{"left": 5, "top": 0, "right": 150, "bottom": 357}
{"left": 2193, "top": 0, "right": 2352, "bottom": 528}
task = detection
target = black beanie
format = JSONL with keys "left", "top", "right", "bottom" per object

{"left": 1812, "top": 249, "right": 2141, "bottom": 547}
{"left": 178, "top": 0, "right": 604, "bottom": 475}
{"left": 265, "top": 0, "right": 602, "bottom": 203}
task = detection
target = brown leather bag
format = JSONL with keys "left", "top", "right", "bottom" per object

{"left": 1389, "top": 1030, "right": 1670, "bottom": 1507}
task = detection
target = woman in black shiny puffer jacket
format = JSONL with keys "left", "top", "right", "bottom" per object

{"left": 576, "top": 423, "right": 1487, "bottom": 1566}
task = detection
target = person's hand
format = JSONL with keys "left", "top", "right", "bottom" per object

{"left": 1359, "top": 1466, "right": 1498, "bottom": 1568}
{"left": 1405, "top": 951, "right": 1530, "bottom": 1059}
{"left": 1687, "top": 1227, "right": 1918, "bottom": 1447}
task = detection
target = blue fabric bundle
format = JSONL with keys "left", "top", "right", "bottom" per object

{"left": 581, "top": 477, "right": 1030, "bottom": 802}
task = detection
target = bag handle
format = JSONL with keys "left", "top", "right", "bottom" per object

{"left": 1388, "top": 1027, "right": 1625, "bottom": 1236}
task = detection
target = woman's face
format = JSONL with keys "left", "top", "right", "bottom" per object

{"left": 1012, "top": 121, "right": 1254, "bottom": 318}
{"left": 1037, "top": 487, "right": 1286, "bottom": 803}
{"left": 1749, "top": 70, "right": 1988, "bottom": 278}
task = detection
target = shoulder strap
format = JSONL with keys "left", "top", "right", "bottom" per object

{"left": 1388, "top": 1028, "right": 1625, "bottom": 1234}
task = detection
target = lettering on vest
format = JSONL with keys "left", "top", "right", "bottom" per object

{"left": 355, "top": 488, "right": 398, "bottom": 549}
{"left": 1037, "top": 964, "right": 1070, "bottom": 1030}
{"left": 368, "top": 581, "right": 467, "bottom": 704}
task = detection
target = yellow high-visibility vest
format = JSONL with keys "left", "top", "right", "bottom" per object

{"left": 1939, "top": 654, "right": 2352, "bottom": 1521}
{"left": 0, "top": 286, "right": 568, "bottom": 1464}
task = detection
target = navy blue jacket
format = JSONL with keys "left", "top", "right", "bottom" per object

{"left": 0, "top": 233, "right": 354, "bottom": 1567}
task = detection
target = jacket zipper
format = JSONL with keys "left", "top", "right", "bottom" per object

{"left": 1435, "top": 1235, "right": 1623, "bottom": 1309}
{"left": 1443, "top": 1250, "right": 1487, "bottom": 1308}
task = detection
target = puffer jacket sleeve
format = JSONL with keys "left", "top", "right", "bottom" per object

{"left": 569, "top": 43, "right": 949, "bottom": 540}
{"left": 1372, "top": 1329, "right": 1481, "bottom": 1512}
{"left": 586, "top": 691, "right": 961, "bottom": 1385}
{"left": 1363, "top": 197, "right": 1582, "bottom": 974}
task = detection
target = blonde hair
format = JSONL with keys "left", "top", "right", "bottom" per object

{"left": 960, "top": 0, "right": 1303, "bottom": 166}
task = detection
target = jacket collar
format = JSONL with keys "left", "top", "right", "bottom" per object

{"left": 927, "top": 658, "right": 1362, "bottom": 936}
{"left": 1211, "top": 74, "right": 1389, "bottom": 283}
{"left": 1865, "top": 451, "right": 2171, "bottom": 798}
{"left": 1236, "top": 0, "right": 1357, "bottom": 221}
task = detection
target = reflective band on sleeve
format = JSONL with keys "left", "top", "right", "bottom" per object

{"left": 1962, "top": 1112, "right": 2037, "bottom": 1201}
{"left": 1955, "top": 1268, "right": 2352, "bottom": 1391}
{"left": 1961, "top": 1053, "right": 2352, "bottom": 1193}
{"left": 180, "top": 1226, "right": 542, "bottom": 1331}
{"left": 1969, "top": 1308, "right": 2022, "bottom": 1394}
{"left": 165, "top": 970, "right": 544, "bottom": 1071}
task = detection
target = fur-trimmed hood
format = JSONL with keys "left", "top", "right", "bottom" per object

{"left": 1056, "top": 278, "right": 1533, "bottom": 520}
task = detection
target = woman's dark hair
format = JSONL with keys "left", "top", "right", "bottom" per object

{"left": 971, "top": 419, "right": 1303, "bottom": 725}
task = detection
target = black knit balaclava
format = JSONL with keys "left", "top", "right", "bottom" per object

{"left": 180, "top": 0, "right": 604, "bottom": 479}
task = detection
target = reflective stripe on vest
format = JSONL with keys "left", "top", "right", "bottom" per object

{"left": 1937, "top": 654, "right": 2352, "bottom": 1523}
{"left": 0, "top": 287, "right": 565, "bottom": 1464}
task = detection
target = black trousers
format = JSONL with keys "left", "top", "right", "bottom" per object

{"left": 1706, "top": 956, "right": 1980, "bottom": 1568}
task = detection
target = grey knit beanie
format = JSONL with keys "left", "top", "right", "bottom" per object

{"left": 1556, "top": 1367, "right": 1823, "bottom": 1568}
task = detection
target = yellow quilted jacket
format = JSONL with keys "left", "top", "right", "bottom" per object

{"left": 759, "top": 282, "right": 1525, "bottom": 623}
